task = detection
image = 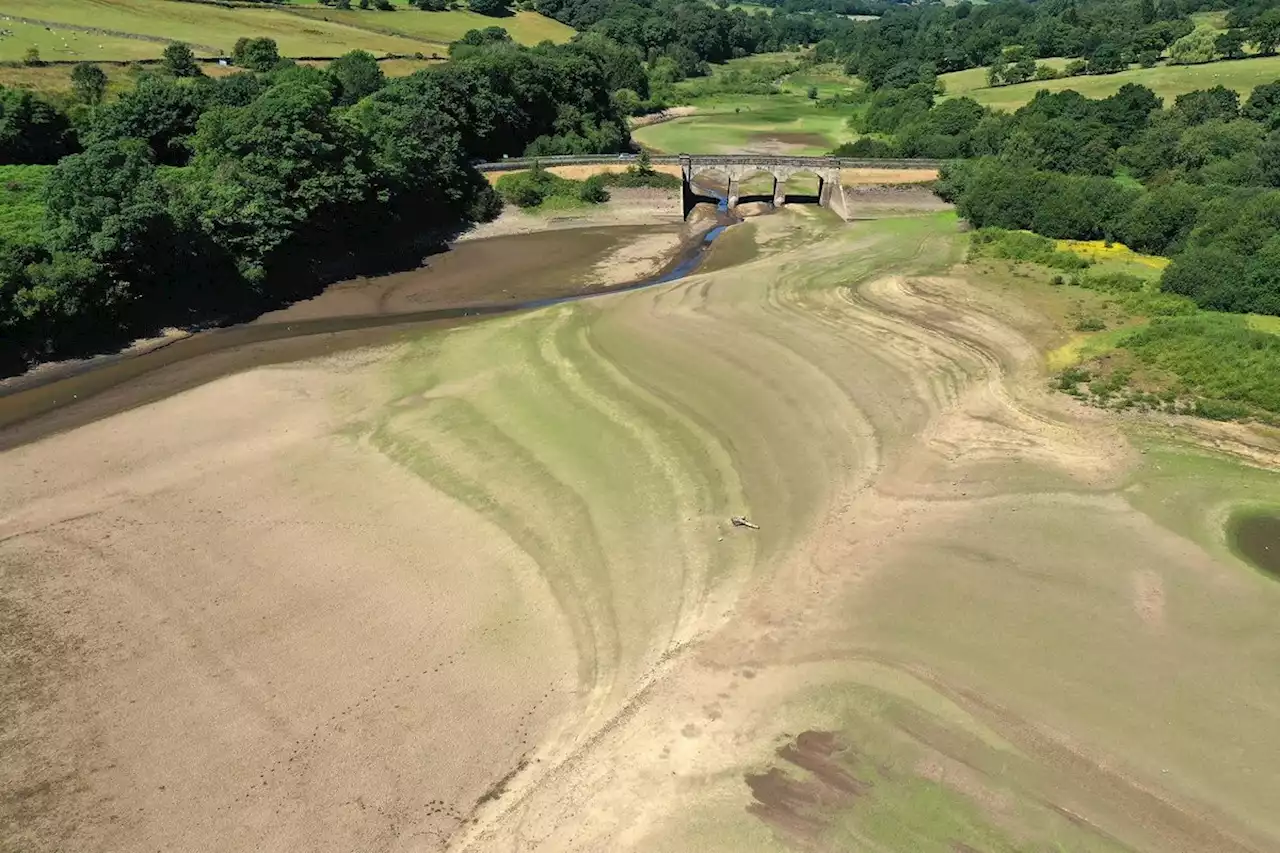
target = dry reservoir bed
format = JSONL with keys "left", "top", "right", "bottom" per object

{"left": 5, "top": 211, "right": 1280, "bottom": 852}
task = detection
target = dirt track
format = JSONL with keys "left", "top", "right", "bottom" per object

{"left": 5, "top": 211, "right": 1280, "bottom": 852}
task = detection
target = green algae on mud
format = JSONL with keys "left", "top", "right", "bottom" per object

{"left": 1227, "top": 510, "right": 1280, "bottom": 579}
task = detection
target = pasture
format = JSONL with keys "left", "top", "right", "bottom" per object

{"left": 942, "top": 55, "right": 1280, "bottom": 111}
{"left": 635, "top": 56, "right": 864, "bottom": 154}
{"left": 633, "top": 95, "right": 852, "bottom": 154}
{"left": 0, "top": 0, "right": 571, "bottom": 63}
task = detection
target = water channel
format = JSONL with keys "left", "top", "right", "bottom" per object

{"left": 0, "top": 201, "right": 739, "bottom": 450}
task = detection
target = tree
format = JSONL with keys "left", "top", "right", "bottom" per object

{"left": 999, "top": 130, "right": 1042, "bottom": 167}
{"left": 1174, "top": 119, "right": 1262, "bottom": 169}
{"left": 0, "top": 88, "right": 77, "bottom": 164}
{"left": 1259, "top": 131, "right": 1280, "bottom": 186}
{"left": 1169, "top": 26, "right": 1218, "bottom": 64}
{"left": 87, "top": 75, "right": 200, "bottom": 166}
{"left": 1249, "top": 8, "right": 1280, "bottom": 55}
{"left": 43, "top": 139, "right": 179, "bottom": 331}
{"left": 577, "top": 174, "right": 608, "bottom": 202}
{"left": 1215, "top": 29, "right": 1248, "bottom": 60}
{"left": 611, "top": 88, "right": 641, "bottom": 116}
{"left": 414, "top": 0, "right": 447, "bottom": 8}
{"left": 1100, "top": 84, "right": 1161, "bottom": 141}
{"left": 1163, "top": 246, "right": 1250, "bottom": 310}
{"left": 1117, "top": 182, "right": 1203, "bottom": 254}
{"left": 1137, "top": 50, "right": 1160, "bottom": 67}
{"left": 1245, "top": 81, "right": 1280, "bottom": 128}
{"left": 806, "top": 85, "right": 818, "bottom": 99}
{"left": 163, "top": 42, "right": 202, "bottom": 78}
{"left": 1173, "top": 86, "right": 1240, "bottom": 125}
{"left": 232, "top": 37, "right": 281, "bottom": 72}
{"left": 328, "top": 50, "right": 385, "bottom": 106}
{"left": 70, "top": 63, "right": 108, "bottom": 105}
{"left": 187, "top": 80, "right": 372, "bottom": 282}
{"left": 469, "top": 0, "right": 512, "bottom": 16}
{"left": 1087, "top": 43, "right": 1125, "bottom": 74}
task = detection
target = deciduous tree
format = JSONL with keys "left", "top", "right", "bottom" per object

{"left": 328, "top": 50, "right": 385, "bottom": 106}
{"left": 163, "top": 42, "right": 203, "bottom": 78}
{"left": 70, "top": 63, "right": 108, "bottom": 105}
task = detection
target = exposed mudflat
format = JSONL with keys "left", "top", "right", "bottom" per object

{"left": 5, "top": 210, "right": 1280, "bottom": 853}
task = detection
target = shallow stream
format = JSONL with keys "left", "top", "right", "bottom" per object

{"left": 0, "top": 204, "right": 738, "bottom": 450}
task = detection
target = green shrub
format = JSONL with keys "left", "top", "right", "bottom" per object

{"left": 1121, "top": 314, "right": 1280, "bottom": 416}
{"left": 969, "top": 228, "right": 1090, "bottom": 270}
{"left": 496, "top": 169, "right": 555, "bottom": 207}
{"left": 1057, "top": 366, "right": 1091, "bottom": 390}
{"left": 598, "top": 166, "right": 681, "bottom": 189}
{"left": 1074, "top": 271, "right": 1145, "bottom": 293}
{"left": 1075, "top": 316, "right": 1106, "bottom": 331}
{"left": 831, "top": 137, "right": 899, "bottom": 158}
{"left": 578, "top": 174, "right": 609, "bottom": 203}
{"left": 1194, "top": 398, "right": 1254, "bottom": 420}
{"left": 495, "top": 166, "right": 614, "bottom": 209}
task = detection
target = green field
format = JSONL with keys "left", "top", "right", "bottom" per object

{"left": 1189, "top": 9, "right": 1229, "bottom": 32}
{"left": 634, "top": 95, "right": 853, "bottom": 154}
{"left": 283, "top": 3, "right": 573, "bottom": 49}
{"left": 780, "top": 63, "right": 862, "bottom": 98}
{"left": 0, "top": 19, "right": 163, "bottom": 62}
{"left": 939, "top": 57, "right": 1071, "bottom": 98}
{"left": 0, "top": 0, "right": 572, "bottom": 62}
{"left": 0, "top": 164, "right": 49, "bottom": 245}
{"left": 636, "top": 56, "right": 858, "bottom": 154}
{"left": 942, "top": 55, "right": 1280, "bottom": 111}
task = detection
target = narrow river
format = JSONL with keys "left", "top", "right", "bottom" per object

{"left": 0, "top": 206, "right": 737, "bottom": 450}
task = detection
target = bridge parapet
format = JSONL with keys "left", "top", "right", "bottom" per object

{"left": 475, "top": 154, "right": 943, "bottom": 172}
{"left": 472, "top": 153, "right": 941, "bottom": 220}
{"left": 679, "top": 155, "right": 847, "bottom": 219}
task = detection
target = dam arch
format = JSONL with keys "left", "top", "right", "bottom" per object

{"left": 679, "top": 155, "right": 847, "bottom": 219}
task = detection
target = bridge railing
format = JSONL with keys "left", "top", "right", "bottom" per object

{"left": 475, "top": 154, "right": 945, "bottom": 172}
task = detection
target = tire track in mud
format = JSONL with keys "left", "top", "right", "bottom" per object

{"left": 357, "top": 302, "right": 772, "bottom": 850}
{"left": 449, "top": 213, "right": 1153, "bottom": 851}
{"left": 848, "top": 273, "right": 1130, "bottom": 487}
{"left": 445, "top": 217, "right": 989, "bottom": 850}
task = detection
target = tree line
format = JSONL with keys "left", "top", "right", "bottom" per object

{"left": 908, "top": 81, "right": 1280, "bottom": 316}
{"left": 0, "top": 35, "right": 632, "bottom": 374}
{"left": 533, "top": 0, "right": 854, "bottom": 90}
{"left": 814, "top": 0, "right": 1241, "bottom": 92}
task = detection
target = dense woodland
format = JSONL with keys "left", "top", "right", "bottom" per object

{"left": 0, "top": 37, "right": 631, "bottom": 372}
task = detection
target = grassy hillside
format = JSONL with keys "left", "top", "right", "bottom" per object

{"left": 942, "top": 55, "right": 1280, "bottom": 111}
{"left": 0, "top": 0, "right": 573, "bottom": 62}
{"left": 634, "top": 94, "right": 853, "bottom": 154}
{"left": 0, "top": 164, "right": 49, "bottom": 245}
{"left": 0, "top": 18, "right": 162, "bottom": 62}
{"left": 285, "top": 4, "right": 573, "bottom": 46}
{"left": 634, "top": 54, "right": 859, "bottom": 155}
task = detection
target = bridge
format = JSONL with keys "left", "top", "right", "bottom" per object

{"left": 475, "top": 155, "right": 943, "bottom": 220}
